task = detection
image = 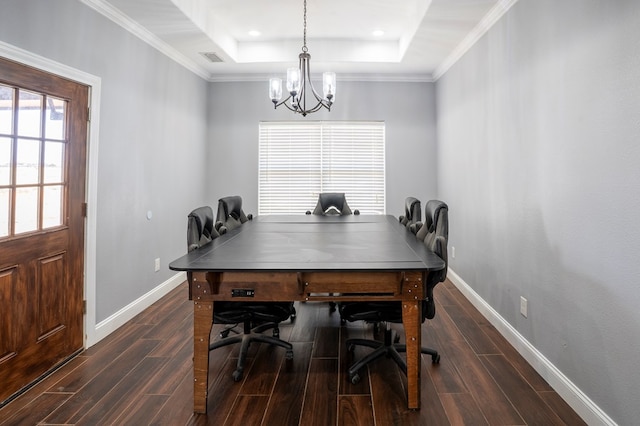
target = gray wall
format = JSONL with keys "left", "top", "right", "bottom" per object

{"left": 0, "top": 0, "right": 210, "bottom": 322}
{"left": 207, "top": 81, "right": 438, "bottom": 215}
{"left": 436, "top": 0, "right": 640, "bottom": 423}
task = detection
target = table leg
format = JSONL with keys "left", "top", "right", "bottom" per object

{"left": 193, "top": 300, "right": 213, "bottom": 413}
{"left": 402, "top": 300, "right": 422, "bottom": 409}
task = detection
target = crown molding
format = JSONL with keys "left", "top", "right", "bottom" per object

{"left": 207, "top": 73, "right": 434, "bottom": 84}
{"left": 432, "top": 0, "right": 519, "bottom": 81}
{"left": 79, "top": 0, "right": 211, "bottom": 80}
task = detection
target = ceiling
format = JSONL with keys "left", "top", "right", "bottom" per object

{"left": 87, "top": 0, "right": 515, "bottom": 81}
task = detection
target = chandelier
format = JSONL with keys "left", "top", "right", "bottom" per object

{"left": 269, "top": 0, "right": 336, "bottom": 117}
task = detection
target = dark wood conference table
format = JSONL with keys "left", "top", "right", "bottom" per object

{"left": 169, "top": 214, "right": 445, "bottom": 413}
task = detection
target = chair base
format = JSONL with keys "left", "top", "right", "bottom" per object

{"left": 219, "top": 324, "right": 240, "bottom": 338}
{"left": 209, "top": 322, "right": 293, "bottom": 382}
{"left": 346, "top": 327, "right": 440, "bottom": 385}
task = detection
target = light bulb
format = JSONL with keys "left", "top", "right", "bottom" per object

{"left": 323, "top": 72, "right": 336, "bottom": 102}
{"left": 286, "top": 67, "right": 301, "bottom": 96}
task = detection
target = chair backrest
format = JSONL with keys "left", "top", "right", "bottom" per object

{"left": 422, "top": 202, "right": 448, "bottom": 319}
{"left": 311, "top": 193, "right": 355, "bottom": 216}
{"left": 216, "top": 195, "right": 252, "bottom": 231}
{"left": 399, "top": 197, "right": 421, "bottom": 226}
{"left": 187, "top": 206, "right": 219, "bottom": 252}
{"left": 416, "top": 199, "right": 448, "bottom": 242}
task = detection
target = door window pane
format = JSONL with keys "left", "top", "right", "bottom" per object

{"left": 0, "top": 81, "right": 70, "bottom": 239}
{"left": 44, "top": 141, "right": 64, "bottom": 183}
{"left": 43, "top": 185, "right": 63, "bottom": 228}
{"left": 45, "top": 97, "right": 65, "bottom": 140}
{"left": 14, "top": 186, "right": 39, "bottom": 234}
{"left": 17, "top": 90, "right": 42, "bottom": 138}
{"left": 0, "top": 188, "right": 9, "bottom": 237}
{"left": 0, "top": 137, "right": 10, "bottom": 185}
{"left": 0, "top": 85, "right": 13, "bottom": 135}
{"left": 16, "top": 139, "right": 40, "bottom": 185}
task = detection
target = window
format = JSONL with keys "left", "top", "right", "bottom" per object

{"left": 259, "top": 121, "right": 385, "bottom": 215}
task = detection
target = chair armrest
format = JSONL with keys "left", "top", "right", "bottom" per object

{"left": 409, "top": 222, "right": 423, "bottom": 234}
{"left": 215, "top": 221, "right": 228, "bottom": 235}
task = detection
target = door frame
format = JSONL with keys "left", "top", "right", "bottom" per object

{"left": 0, "top": 40, "right": 102, "bottom": 347}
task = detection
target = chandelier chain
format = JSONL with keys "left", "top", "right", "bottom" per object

{"left": 302, "top": 0, "right": 308, "bottom": 52}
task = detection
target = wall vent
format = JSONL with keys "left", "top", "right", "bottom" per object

{"left": 200, "top": 52, "right": 223, "bottom": 63}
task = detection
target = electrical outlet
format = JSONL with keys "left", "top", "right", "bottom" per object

{"left": 451, "top": 246, "right": 455, "bottom": 259}
{"left": 520, "top": 296, "right": 528, "bottom": 318}
{"left": 154, "top": 258, "right": 160, "bottom": 272}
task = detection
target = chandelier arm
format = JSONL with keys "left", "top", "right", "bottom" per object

{"left": 273, "top": 94, "right": 296, "bottom": 111}
{"left": 307, "top": 101, "right": 328, "bottom": 114}
{"left": 283, "top": 102, "right": 301, "bottom": 113}
{"left": 302, "top": 54, "right": 325, "bottom": 105}
{"left": 274, "top": 85, "right": 331, "bottom": 116}
{"left": 296, "top": 99, "right": 331, "bottom": 117}
{"left": 297, "top": 53, "right": 331, "bottom": 115}
{"left": 294, "top": 83, "right": 331, "bottom": 115}
{"left": 299, "top": 56, "right": 307, "bottom": 113}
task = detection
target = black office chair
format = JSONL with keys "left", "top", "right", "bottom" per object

{"left": 216, "top": 195, "right": 253, "bottom": 231}
{"left": 305, "top": 192, "right": 359, "bottom": 312}
{"left": 187, "top": 206, "right": 294, "bottom": 382}
{"left": 415, "top": 199, "right": 448, "bottom": 243}
{"left": 399, "top": 196, "right": 421, "bottom": 227}
{"left": 339, "top": 202, "right": 449, "bottom": 384}
{"left": 187, "top": 206, "right": 223, "bottom": 252}
{"left": 306, "top": 192, "right": 360, "bottom": 215}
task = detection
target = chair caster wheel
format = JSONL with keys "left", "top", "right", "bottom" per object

{"left": 432, "top": 354, "right": 441, "bottom": 364}
{"left": 285, "top": 350, "right": 294, "bottom": 360}
{"left": 220, "top": 330, "right": 230, "bottom": 338}
{"left": 232, "top": 370, "right": 243, "bottom": 382}
{"left": 273, "top": 329, "right": 280, "bottom": 338}
{"left": 350, "top": 373, "right": 361, "bottom": 385}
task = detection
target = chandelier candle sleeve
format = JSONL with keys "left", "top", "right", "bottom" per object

{"left": 269, "top": 78, "right": 282, "bottom": 102}
{"left": 287, "top": 68, "right": 301, "bottom": 96}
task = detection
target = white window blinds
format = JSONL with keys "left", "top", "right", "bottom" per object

{"left": 258, "top": 121, "right": 385, "bottom": 215}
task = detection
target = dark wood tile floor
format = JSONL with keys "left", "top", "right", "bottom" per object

{"left": 0, "top": 279, "right": 586, "bottom": 425}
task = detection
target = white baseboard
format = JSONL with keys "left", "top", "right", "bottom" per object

{"left": 447, "top": 268, "right": 617, "bottom": 426}
{"left": 89, "top": 272, "right": 186, "bottom": 347}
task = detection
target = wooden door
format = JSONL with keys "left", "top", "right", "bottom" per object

{"left": 0, "top": 57, "right": 88, "bottom": 405}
